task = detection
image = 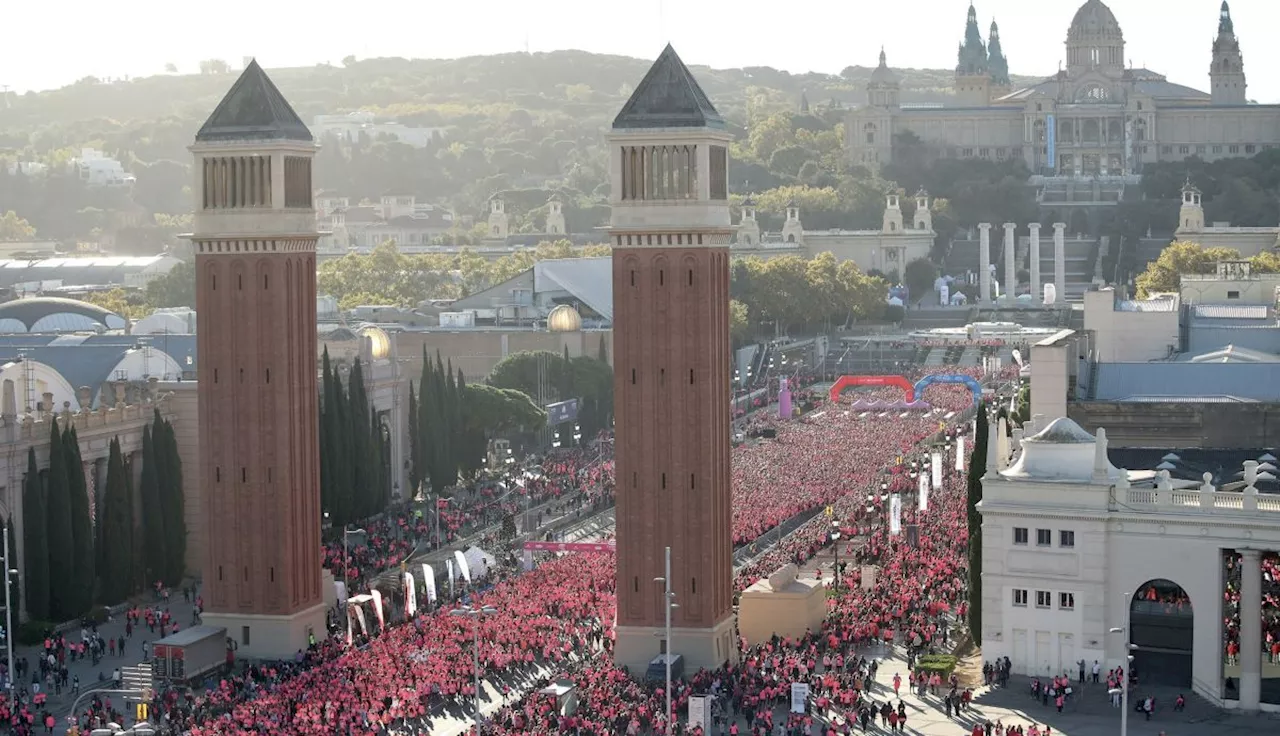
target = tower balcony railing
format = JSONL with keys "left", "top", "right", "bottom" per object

{"left": 1119, "top": 468, "right": 1280, "bottom": 515}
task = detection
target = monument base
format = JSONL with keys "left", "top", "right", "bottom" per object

{"left": 202, "top": 602, "right": 327, "bottom": 661}
{"left": 614, "top": 615, "right": 738, "bottom": 675}
{"left": 737, "top": 574, "right": 826, "bottom": 647}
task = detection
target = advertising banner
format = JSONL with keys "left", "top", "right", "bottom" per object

{"left": 931, "top": 451, "right": 943, "bottom": 490}
{"left": 422, "top": 563, "right": 437, "bottom": 604}
{"left": 790, "top": 682, "right": 810, "bottom": 714}
{"left": 404, "top": 572, "right": 417, "bottom": 618}
{"left": 919, "top": 470, "right": 929, "bottom": 512}
{"left": 889, "top": 494, "right": 902, "bottom": 536}
{"left": 956, "top": 435, "right": 966, "bottom": 472}
{"left": 1046, "top": 113, "right": 1057, "bottom": 173}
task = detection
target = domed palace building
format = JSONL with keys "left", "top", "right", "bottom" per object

{"left": 848, "top": 1, "right": 1271, "bottom": 177}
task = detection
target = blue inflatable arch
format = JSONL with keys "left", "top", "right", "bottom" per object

{"left": 913, "top": 374, "right": 983, "bottom": 406}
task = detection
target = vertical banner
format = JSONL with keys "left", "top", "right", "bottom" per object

{"left": 404, "top": 572, "right": 417, "bottom": 618}
{"left": 334, "top": 580, "right": 348, "bottom": 607}
{"left": 687, "top": 695, "right": 711, "bottom": 731}
{"left": 1046, "top": 113, "right": 1057, "bottom": 174}
{"left": 956, "top": 435, "right": 966, "bottom": 472}
{"left": 778, "top": 377, "right": 792, "bottom": 420}
{"left": 522, "top": 549, "right": 534, "bottom": 571}
{"left": 860, "top": 565, "right": 877, "bottom": 591}
{"left": 918, "top": 470, "right": 929, "bottom": 512}
{"left": 889, "top": 494, "right": 902, "bottom": 536}
{"left": 931, "top": 451, "right": 943, "bottom": 490}
{"left": 447, "top": 558, "right": 456, "bottom": 599}
{"left": 346, "top": 607, "right": 354, "bottom": 646}
{"left": 371, "top": 589, "right": 386, "bottom": 631}
{"left": 351, "top": 605, "right": 369, "bottom": 636}
{"left": 454, "top": 549, "right": 473, "bottom": 584}
{"left": 790, "top": 682, "right": 810, "bottom": 714}
{"left": 421, "top": 564, "right": 437, "bottom": 604}
{"left": 939, "top": 282, "right": 950, "bottom": 306}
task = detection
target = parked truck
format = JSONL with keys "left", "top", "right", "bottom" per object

{"left": 151, "top": 625, "right": 229, "bottom": 684}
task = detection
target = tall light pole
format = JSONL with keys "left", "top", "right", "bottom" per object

{"left": 450, "top": 605, "right": 498, "bottom": 725}
{"left": 2, "top": 523, "right": 13, "bottom": 692}
{"left": 1109, "top": 591, "right": 1137, "bottom": 736}
{"left": 653, "top": 546, "right": 678, "bottom": 735}
{"left": 324, "top": 514, "right": 366, "bottom": 593}
{"left": 830, "top": 520, "right": 842, "bottom": 587}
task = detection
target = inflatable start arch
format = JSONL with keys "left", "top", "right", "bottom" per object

{"left": 913, "top": 373, "right": 983, "bottom": 406}
{"left": 829, "top": 375, "right": 915, "bottom": 403}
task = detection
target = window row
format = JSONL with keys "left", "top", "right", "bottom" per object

{"left": 1157, "top": 143, "right": 1268, "bottom": 156}
{"left": 1012, "top": 588, "right": 1074, "bottom": 611}
{"left": 1013, "top": 526, "right": 1074, "bottom": 548}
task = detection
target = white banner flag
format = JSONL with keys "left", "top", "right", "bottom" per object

{"left": 404, "top": 572, "right": 417, "bottom": 618}
{"left": 371, "top": 589, "right": 386, "bottom": 631}
{"left": 889, "top": 494, "right": 902, "bottom": 536}
{"left": 421, "top": 563, "right": 437, "bottom": 604}
{"left": 351, "top": 605, "right": 369, "bottom": 636}
{"left": 447, "top": 558, "right": 455, "bottom": 599}
{"left": 334, "top": 580, "right": 348, "bottom": 607}
{"left": 931, "top": 452, "right": 943, "bottom": 490}
{"left": 919, "top": 469, "right": 929, "bottom": 512}
{"left": 454, "top": 549, "right": 472, "bottom": 584}
{"left": 956, "top": 435, "right": 966, "bottom": 472}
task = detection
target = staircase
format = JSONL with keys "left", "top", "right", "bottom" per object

{"left": 959, "top": 347, "right": 980, "bottom": 367}
{"left": 924, "top": 348, "right": 947, "bottom": 367}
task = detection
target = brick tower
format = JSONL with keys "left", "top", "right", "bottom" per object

{"left": 609, "top": 45, "right": 738, "bottom": 672}
{"left": 188, "top": 60, "right": 326, "bottom": 658}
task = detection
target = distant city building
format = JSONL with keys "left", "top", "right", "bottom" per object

{"left": 70, "top": 148, "right": 136, "bottom": 188}
{"left": 848, "top": 1, "right": 1274, "bottom": 175}
{"left": 310, "top": 111, "right": 448, "bottom": 148}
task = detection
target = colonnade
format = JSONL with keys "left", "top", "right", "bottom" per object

{"left": 977, "top": 222, "right": 1067, "bottom": 304}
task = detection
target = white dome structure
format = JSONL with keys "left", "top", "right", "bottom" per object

{"left": 1001, "top": 417, "right": 1123, "bottom": 483}
{"left": 133, "top": 309, "right": 195, "bottom": 335}
{"left": 547, "top": 304, "right": 582, "bottom": 333}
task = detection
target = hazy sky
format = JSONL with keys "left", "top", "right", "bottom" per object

{"left": 4, "top": 0, "right": 1278, "bottom": 102}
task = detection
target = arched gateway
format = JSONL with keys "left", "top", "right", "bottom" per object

{"left": 1129, "top": 579, "right": 1194, "bottom": 687}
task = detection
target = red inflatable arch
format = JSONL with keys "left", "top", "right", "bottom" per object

{"left": 829, "top": 375, "right": 915, "bottom": 403}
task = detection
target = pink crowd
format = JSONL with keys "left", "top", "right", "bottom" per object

{"left": 173, "top": 376, "right": 983, "bottom": 736}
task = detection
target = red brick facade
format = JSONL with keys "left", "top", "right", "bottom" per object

{"left": 613, "top": 246, "right": 733, "bottom": 630}
{"left": 196, "top": 245, "right": 322, "bottom": 616}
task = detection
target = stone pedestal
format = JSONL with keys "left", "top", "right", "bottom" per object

{"left": 1053, "top": 222, "right": 1067, "bottom": 303}
{"left": 978, "top": 223, "right": 992, "bottom": 303}
{"left": 737, "top": 565, "right": 827, "bottom": 647}
{"left": 1029, "top": 223, "right": 1042, "bottom": 303}
{"left": 1003, "top": 223, "right": 1017, "bottom": 300}
{"left": 202, "top": 601, "right": 327, "bottom": 661}
{"left": 614, "top": 614, "right": 738, "bottom": 674}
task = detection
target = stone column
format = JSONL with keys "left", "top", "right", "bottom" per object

{"left": 1053, "top": 222, "right": 1067, "bottom": 304}
{"left": 1029, "top": 223, "right": 1042, "bottom": 303}
{"left": 1239, "top": 549, "right": 1263, "bottom": 709}
{"left": 978, "top": 223, "right": 992, "bottom": 303}
{"left": 1003, "top": 223, "right": 1017, "bottom": 300}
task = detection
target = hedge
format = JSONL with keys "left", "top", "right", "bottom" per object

{"left": 914, "top": 654, "right": 958, "bottom": 677}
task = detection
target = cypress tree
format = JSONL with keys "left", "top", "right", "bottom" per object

{"left": 138, "top": 425, "right": 167, "bottom": 586}
{"left": 99, "top": 438, "right": 135, "bottom": 604}
{"left": 21, "top": 448, "right": 49, "bottom": 621}
{"left": 332, "top": 365, "right": 355, "bottom": 523}
{"left": 967, "top": 405, "right": 989, "bottom": 645}
{"left": 45, "top": 418, "right": 75, "bottom": 621}
{"left": 433, "top": 351, "right": 454, "bottom": 491}
{"left": 415, "top": 348, "right": 432, "bottom": 496}
{"left": 158, "top": 416, "right": 187, "bottom": 585}
{"left": 597, "top": 334, "right": 608, "bottom": 365}
{"left": 319, "top": 349, "right": 336, "bottom": 518}
{"left": 64, "top": 425, "right": 95, "bottom": 615}
{"left": 443, "top": 359, "right": 460, "bottom": 485}
{"left": 407, "top": 381, "right": 419, "bottom": 495}
{"left": 347, "top": 359, "right": 374, "bottom": 518}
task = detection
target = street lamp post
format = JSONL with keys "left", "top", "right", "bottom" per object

{"left": 450, "top": 605, "right": 498, "bottom": 725}
{"left": 1109, "top": 591, "right": 1137, "bottom": 736}
{"left": 2, "top": 524, "right": 13, "bottom": 692}
{"left": 342, "top": 526, "right": 367, "bottom": 592}
{"left": 653, "top": 546, "right": 678, "bottom": 735}
{"left": 830, "top": 521, "right": 842, "bottom": 588}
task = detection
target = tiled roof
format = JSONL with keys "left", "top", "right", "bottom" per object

{"left": 612, "top": 45, "right": 725, "bottom": 130}
{"left": 195, "top": 60, "right": 312, "bottom": 143}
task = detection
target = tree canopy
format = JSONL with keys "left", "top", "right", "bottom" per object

{"left": 1135, "top": 241, "right": 1280, "bottom": 297}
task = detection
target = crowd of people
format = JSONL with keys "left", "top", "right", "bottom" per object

{"left": 151, "top": 377, "right": 981, "bottom": 736}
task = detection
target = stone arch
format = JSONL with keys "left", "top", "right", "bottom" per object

{"left": 1130, "top": 578, "right": 1195, "bottom": 687}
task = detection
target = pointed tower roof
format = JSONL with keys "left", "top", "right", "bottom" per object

{"left": 1219, "top": 1, "right": 1234, "bottom": 35}
{"left": 612, "top": 45, "right": 725, "bottom": 130}
{"left": 870, "top": 48, "right": 900, "bottom": 85}
{"left": 195, "top": 60, "right": 312, "bottom": 143}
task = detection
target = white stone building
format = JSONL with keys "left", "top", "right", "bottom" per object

{"left": 979, "top": 414, "right": 1280, "bottom": 710}
{"left": 70, "top": 148, "right": 135, "bottom": 188}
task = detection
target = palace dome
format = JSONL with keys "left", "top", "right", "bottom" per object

{"left": 869, "top": 49, "right": 899, "bottom": 85}
{"left": 547, "top": 304, "right": 582, "bottom": 332}
{"left": 1069, "top": 0, "right": 1122, "bottom": 39}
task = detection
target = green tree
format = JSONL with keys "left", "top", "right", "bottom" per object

{"left": 967, "top": 406, "right": 989, "bottom": 645}
{"left": 462, "top": 384, "right": 548, "bottom": 434}
{"left": 138, "top": 425, "right": 167, "bottom": 586}
{"left": 21, "top": 449, "right": 49, "bottom": 621}
{"left": 155, "top": 414, "right": 187, "bottom": 585}
{"left": 145, "top": 261, "right": 196, "bottom": 309}
{"left": 1135, "top": 241, "right": 1279, "bottom": 297}
{"left": 44, "top": 418, "right": 76, "bottom": 621}
{"left": 0, "top": 211, "right": 36, "bottom": 240}
{"left": 98, "top": 438, "right": 137, "bottom": 604}
{"left": 64, "top": 425, "right": 95, "bottom": 613}
{"left": 903, "top": 258, "right": 937, "bottom": 306}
